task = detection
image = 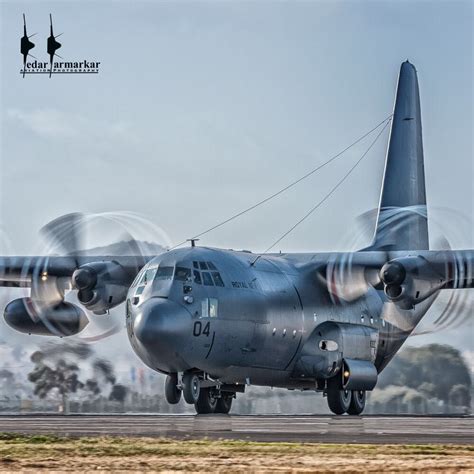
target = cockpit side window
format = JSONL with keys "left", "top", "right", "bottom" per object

{"left": 175, "top": 267, "right": 191, "bottom": 281}
{"left": 131, "top": 270, "right": 143, "bottom": 288}
{"left": 139, "top": 267, "right": 158, "bottom": 285}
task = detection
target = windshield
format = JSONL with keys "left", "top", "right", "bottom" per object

{"left": 155, "top": 266, "right": 174, "bottom": 280}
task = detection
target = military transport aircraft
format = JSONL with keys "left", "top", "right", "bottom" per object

{"left": 2, "top": 61, "right": 473, "bottom": 415}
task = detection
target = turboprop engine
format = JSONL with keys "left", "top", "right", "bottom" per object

{"left": 72, "top": 261, "right": 130, "bottom": 314}
{"left": 380, "top": 256, "right": 446, "bottom": 310}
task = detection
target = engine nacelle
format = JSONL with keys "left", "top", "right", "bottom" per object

{"left": 4, "top": 297, "right": 89, "bottom": 337}
{"left": 72, "top": 261, "right": 131, "bottom": 314}
{"left": 380, "top": 256, "right": 445, "bottom": 310}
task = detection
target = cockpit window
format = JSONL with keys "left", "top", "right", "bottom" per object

{"left": 193, "top": 270, "right": 202, "bottom": 284}
{"left": 207, "top": 262, "right": 217, "bottom": 270}
{"left": 211, "top": 272, "right": 224, "bottom": 287}
{"left": 199, "top": 261, "right": 208, "bottom": 270}
{"left": 193, "top": 261, "right": 199, "bottom": 269}
{"left": 139, "top": 267, "right": 158, "bottom": 285}
{"left": 175, "top": 267, "right": 191, "bottom": 281}
{"left": 202, "top": 272, "right": 214, "bottom": 286}
{"left": 155, "top": 266, "right": 174, "bottom": 280}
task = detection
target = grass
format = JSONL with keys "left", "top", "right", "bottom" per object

{"left": 0, "top": 433, "right": 473, "bottom": 471}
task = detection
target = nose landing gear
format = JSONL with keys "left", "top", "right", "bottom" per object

{"left": 182, "top": 373, "right": 201, "bottom": 404}
{"left": 164, "top": 372, "right": 236, "bottom": 414}
{"left": 164, "top": 373, "right": 182, "bottom": 404}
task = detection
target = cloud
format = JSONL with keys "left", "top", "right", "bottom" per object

{"left": 8, "top": 108, "right": 77, "bottom": 138}
{"left": 7, "top": 108, "right": 139, "bottom": 145}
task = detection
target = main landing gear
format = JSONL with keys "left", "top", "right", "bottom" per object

{"left": 164, "top": 372, "right": 235, "bottom": 414}
{"left": 326, "top": 377, "right": 366, "bottom": 415}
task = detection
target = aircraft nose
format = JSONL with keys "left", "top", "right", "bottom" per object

{"left": 131, "top": 298, "right": 192, "bottom": 372}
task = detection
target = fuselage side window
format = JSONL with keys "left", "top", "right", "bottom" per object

{"left": 201, "top": 298, "right": 218, "bottom": 318}
{"left": 209, "top": 298, "right": 218, "bottom": 317}
{"left": 201, "top": 299, "right": 209, "bottom": 318}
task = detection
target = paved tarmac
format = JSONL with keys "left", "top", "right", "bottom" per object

{"left": 0, "top": 415, "right": 472, "bottom": 444}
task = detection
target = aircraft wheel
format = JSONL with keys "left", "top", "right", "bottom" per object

{"left": 195, "top": 388, "right": 218, "bottom": 414}
{"left": 215, "top": 394, "right": 233, "bottom": 414}
{"left": 182, "top": 373, "right": 200, "bottom": 404}
{"left": 347, "top": 390, "right": 366, "bottom": 415}
{"left": 327, "top": 377, "right": 351, "bottom": 415}
{"left": 164, "top": 373, "right": 181, "bottom": 404}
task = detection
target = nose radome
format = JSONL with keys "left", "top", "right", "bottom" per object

{"left": 132, "top": 298, "right": 192, "bottom": 372}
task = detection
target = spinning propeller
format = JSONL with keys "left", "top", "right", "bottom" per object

{"left": 319, "top": 207, "right": 473, "bottom": 337}
{"left": 15, "top": 212, "right": 170, "bottom": 342}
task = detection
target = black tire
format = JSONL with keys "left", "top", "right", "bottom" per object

{"left": 195, "top": 388, "right": 218, "bottom": 414}
{"left": 182, "top": 373, "right": 200, "bottom": 404}
{"left": 347, "top": 390, "right": 366, "bottom": 415}
{"left": 164, "top": 374, "right": 181, "bottom": 404}
{"left": 215, "top": 395, "right": 233, "bottom": 414}
{"left": 327, "top": 377, "right": 351, "bottom": 415}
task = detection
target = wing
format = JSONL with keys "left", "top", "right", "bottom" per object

{"left": 305, "top": 249, "right": 474, "bottom": 305}
{"left": 0, "top": 255, "right": 150, "bottom": 288}
{"left": 0, "top": 254, "right": 153, "bottom": 337}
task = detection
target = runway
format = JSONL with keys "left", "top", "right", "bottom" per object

{"left": 0, "top": 415, "right": 472, "bottom": 444}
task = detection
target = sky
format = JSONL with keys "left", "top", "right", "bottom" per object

{"left": 0, "top": 1, "right": 472, "bottom": 356}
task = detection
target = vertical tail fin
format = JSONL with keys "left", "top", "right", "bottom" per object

{"left": 371, "top": 61, "right": 429, "bottom": 251}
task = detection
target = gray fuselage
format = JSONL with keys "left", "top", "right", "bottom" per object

{"left": 126, "top": 246, "right": 435, "bottom": 389}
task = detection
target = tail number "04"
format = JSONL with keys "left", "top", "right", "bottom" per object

{"left": 193, "top": 321, "right": 210, "bottom": 337}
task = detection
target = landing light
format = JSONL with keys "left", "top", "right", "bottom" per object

{"left": 343, "top": 370, "right": 350, "bottom": 378}
{"left": 41, "top": 271, "right": 48, "bottom": 281}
